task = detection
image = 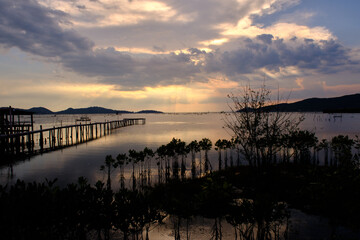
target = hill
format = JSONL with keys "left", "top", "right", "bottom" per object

{"left": 55, "top": 107, "right": 133, "bottom": 114}
{"left": 28, "top": 107, "right": 54, "bottom": 114}
{"left": 136, "top": 110, "right": 163, "bottom": 114}
{"left": 2, "top": 106, "right": 163, "bottom": 115}
{"left": 265, "top": 93, "right": 360, "bottom": 112}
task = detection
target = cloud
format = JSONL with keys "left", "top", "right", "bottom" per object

{"left": 0, "top": 0, "right": 93, "bottom": 57}
{"left": 204, "top": 36, "right": 357, "bottom": 76}
{"left": 256, "top": 34, "right": 274, "bottom": 44}
{"left": 1, "top": 0, "right": 359, "bottom": 92}
{"left": 63, "top": 36, "right": 356, "bottom": 88}
{"left": 256, "top": 0, "right": 301, "bottom": 17}
{"left": 62, "top": 47, "right": 134, "bottom": 76}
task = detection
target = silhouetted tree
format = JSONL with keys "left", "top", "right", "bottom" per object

{"left": 215, "top": 139, "right": 224, "bottom": 170}
{"left": 156, "top": 145, "right": 167, "bottom": 184}
{"left": 187, "top": 140, "right": 200, "bottom": 178}
{"left": 331, "top": 135, "right": 354, "bottom": 168}
{"left": 144, "top": 147, "right": 154, "bottom": 186}
{"left": 199, "top": 138, "right": 212, "bottom": 174}
{"left": 289, "top": 130, "right": 318, "bottom": 165}
{"left": 128, "top": 150, "right": 140, "bottom": 191}
{"left": 319, "top": 139, "right": 329, "bottom": 165}
{"left": 100, "top": 155, "right": 117, "bottom": 190}
{"left": 116, "top": 153, "right": 127, "bottom": 189}
{"left": 224, "top": 85, "right": 303, "bottom": 167}
{"left": 168, "top": 138, "right": 180, "bottom": 179}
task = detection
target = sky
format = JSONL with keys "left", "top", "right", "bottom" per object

{"left": 0, "top": 0, "right": 360, "bottom": 112}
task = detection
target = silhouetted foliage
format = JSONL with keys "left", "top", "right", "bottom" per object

{"left": 224, "top": 85, "right": 304, "bottom": 167}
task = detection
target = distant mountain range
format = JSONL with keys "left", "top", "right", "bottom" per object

{"left": 264, "top": 93, "right": 360, "bottom": 113}
{"left": 4, "top": 93, "right": 360, "bottom": 114}
{"left": 24, "top": 106, "right": 163, "bottom": 114}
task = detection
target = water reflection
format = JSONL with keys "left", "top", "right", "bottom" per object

{"left": 1, "top": 113, "right": 360, "bottom": 187}
{"left": 1, "top": 113, "right": 360, "bottom": 239}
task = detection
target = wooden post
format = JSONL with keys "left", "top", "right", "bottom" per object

{"left": 52, "top": 127, "right": 56, "bottom": 148}
{"left": 39, "top": 125, "right": 43, "bottom": 151}
{"left": 15, "top": 135, "right": 20, "bottom": 154}
{"left": 49, "top": 129, "right": 52, "bottom": 148}
{"left": 70, "top": 126, "right": 73, "bottom": 144}
{"left": 80, "top": 123, "right": 83, "bottom": 142}
{"left": 27, "top": 132, "right": 31, "bottom": 152}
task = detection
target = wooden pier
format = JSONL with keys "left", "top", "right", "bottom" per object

{"left": 0, "top": 118, "right": 145, "bottom": 161}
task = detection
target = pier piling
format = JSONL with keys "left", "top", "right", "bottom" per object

{"left": 0, "top": 118, "right": 145, "bottom": 162}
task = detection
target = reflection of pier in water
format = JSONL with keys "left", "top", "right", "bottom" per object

{"left": 0, "top": 108, "right": 145, "bottom": 162}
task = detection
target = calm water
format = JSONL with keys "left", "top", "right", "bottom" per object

{"left": 1, "top": 112, "right": 360, "bottom": 186}
{"left": 1, "top": 112, "right": 360, "bottom": 239}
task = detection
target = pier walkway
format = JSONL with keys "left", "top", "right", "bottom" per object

{"left": 0, "top": 118, "right": 145, "bottom": 161}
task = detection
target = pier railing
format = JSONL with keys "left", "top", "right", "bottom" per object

{"left": 0, "top": 118, "right": 145, "bottom": 160}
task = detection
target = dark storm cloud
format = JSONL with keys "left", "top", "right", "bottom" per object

{"left": 0, "top": 0, "right": 93, "bottom": 57}
{"left": 256, "top": 34, "right": 274, "bottom": 44}
{"left": 204, "top": 36, "right": 357, "bottom": 76}
{"left": 97, "top": 51, "right": 201, "bottom": 88}
{"left": 61, "top": 47, "right": 134, "bottom": 76}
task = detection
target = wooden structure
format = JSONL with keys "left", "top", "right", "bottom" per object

{"left": 0, "top": 115, "right": 145, "bottom": 162}
{"left": 0, "top": 106, "right": 34, "bottom": 135}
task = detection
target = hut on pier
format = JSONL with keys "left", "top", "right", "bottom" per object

{"left": 0, "top": 106, "right": 34, "bottom": 136}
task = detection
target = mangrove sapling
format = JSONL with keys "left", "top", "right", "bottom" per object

{"left": 279, "top": 133, "right": 292, "bottom": 164}
{"left": 164, "top": 138, "right": 179, "bottom": 180}
{"left": 199, "top": 138, "right": 212, "bottom": 174}
{"left": 288, "top": 130, "right": 318, "bottom": 165}
{"left": 156, "top": 145, "right": 168, "bottom": 184}
{"left": 128, "top": 149, "right": 140, "bottom": 191}
{"left": 215, "top": 139, "right": 224, "bottom": 170}
{"left": 197, "top": 178, "right": 233, "bottom": 240}
{"left": 224, "top": 139, "right": 232, "bottom": 167}
{"left": 226, "top": 199, "right": 256, "bottom": 240}
{"left": 354, "top": 135, "right": 360, "bottom": 167}
{"left": 331, "top": 135, "right": 355, "bottom": 168}
{"left": 187, "top": 140, "right": 200, "bottom": 178}
{"left": 230, "top": 138, "right": 236, "bottom": 167}
{"left": 100, "top": 155, "right": 118, "bottom": 190}
{"left": 144, "top": 147, "right": 154, "bottom": 186}
{"left": 180, "top": 141, "right": 190, "bottom": 180}
{"left": 355, "top": 135, "right": 360, "bottom": 154}
{"left": 114, "top": 189, "right": 162, "bottom": 240}
{"left": 313, "top": 142, "right": 320, "bottom": 166}
{"left": 222, "top": 139, "right": 229, "bottom": 169}
{"left": 319, "top": 139, "right": 329, "bottom": 165}
{"left": 137, "top": 150, "right": 146, "bottom": 187}
{"left": 113, "top": 190, "right": 132, "bottom": 240}
{"left": 91, "top": 180, "right": 114, "bottom": 240}
{"left": 173, "top": 139, "right": 187, "bottom": 179}
{"left": 167, "top": 138, "right": 180, "bottom": 179}
{"left": 116, "top": 153, "right": 127, "bottom": 190}
{"left": 234, "top": 137, "right": 241, "bottom": 166}
{"left": 164, "top": 144, "right": 172, "bottom": 182}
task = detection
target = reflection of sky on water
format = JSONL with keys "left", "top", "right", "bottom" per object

{"left": 300, "top": 113, "right": 360, "bottom": 139}
{"left": 1, "top": 113, "right": 360, "bottom": 186}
